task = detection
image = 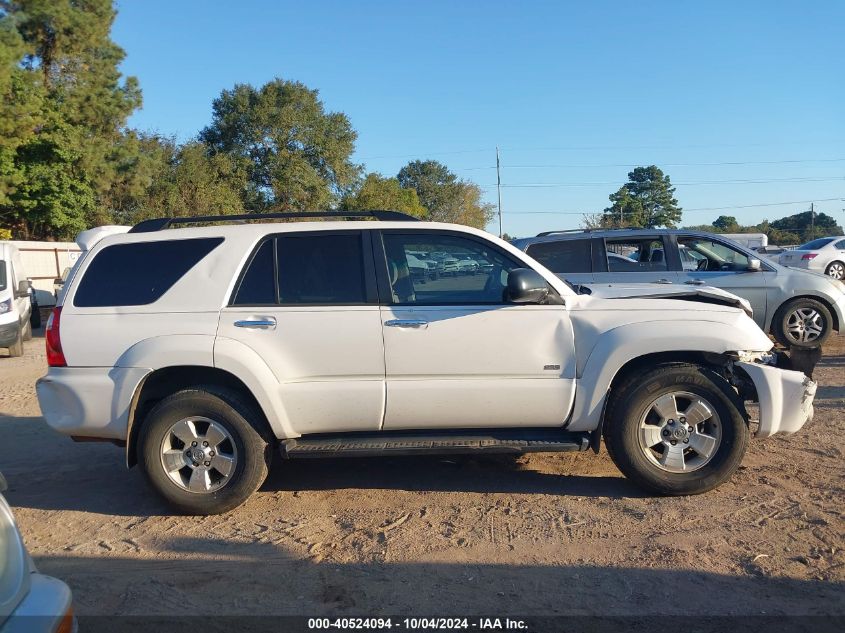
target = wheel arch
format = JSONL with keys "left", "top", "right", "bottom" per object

{"left": 126, "top": 365, "right": 272, "bottom": 468}
{"left": 771, "top": 294, "right": 840, "bottom": 334}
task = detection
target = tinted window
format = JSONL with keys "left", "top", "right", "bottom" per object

{"left": 0, "top": 261, "right": 6, "bottom": 292}
{"left": 232, "top": 239, "right": 276, "bottom": 305}
{"left": 277, "top": 234, "right": 366, "bottom": 304}
{"left": 605, "top": 237, "right": 667, "bottom": 272}
{"left": 74, "top": 238, "right": 224, "bottom": 307}
{"left": 526, "top": 239, "right": 592, "bottom": 273}
{"left": 677, "top": 237, "right": 749, "bottom": 272}
{"left": 799, "top": 238, "right": 835, "bottom": 250}
{"left": 383, "top": 234, "right": 522, "bottom": 305}
{"left": 836, "top": 240, "right": 845, "bottom": 250}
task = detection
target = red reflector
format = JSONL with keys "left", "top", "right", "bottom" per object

{"left": 801, "top": 253, "right": 818, "bottom": 260}
{"left": 46, "top": 306, "right": 66, "bottom": 367}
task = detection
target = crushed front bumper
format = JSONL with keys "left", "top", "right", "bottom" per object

{"left": 737, "top": 361, "right": 816, "bottom": 437}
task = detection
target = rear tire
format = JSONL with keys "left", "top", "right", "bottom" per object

{"left": 603, "top": 364, "right": 749, "bottom": 496}
{"left": 772, "top": 297, "right": 832, "bottom": 348}
{"left": 30, "top": 306, "right": 41, "bottom": 329}
{"left": 138, "top": 386, "right": 273, "bottom": 515}
{"left": 7, "top": 327, "right": 23, "bottom": 357}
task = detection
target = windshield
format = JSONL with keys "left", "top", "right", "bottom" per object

{"left": 0, "top": 261, "right": 6, "bottom": 292}
{"left": 798, "top": 238, "right": 835, "bottom": 250}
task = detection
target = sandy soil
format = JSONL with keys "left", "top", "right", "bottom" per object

{"left": 0, "top": 331, "right": 843, "bottom": 623}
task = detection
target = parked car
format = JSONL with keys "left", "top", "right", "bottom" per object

{"left": 0, "top": 472, "right": 75, "bottom": 633}
{"left": 37, "top": 211, "right": 816, "bottom": 515}
{"left": 0, "top": 242, "right": 33, "bottom": 358}
{"left": 512, "top": 229, "right": 845, "bottom": 348}
{"left": 778, "top": 236, "right": 845, "bottom": 281}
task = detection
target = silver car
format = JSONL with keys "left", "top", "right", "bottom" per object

{"left": 513, "top": 228, "right": 845, "bottom": 348}
{"left": 0, "top": 472, "right": 75, "bottom": 633}
{"left": 778, "top": 236, "right": 845, "bottom": 281}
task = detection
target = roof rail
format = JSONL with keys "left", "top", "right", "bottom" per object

{"left": 129, "top": 210, "right": 420, "bottom": 233}
{"left": 535, "top": 227, "right": 637, "bottom": 237}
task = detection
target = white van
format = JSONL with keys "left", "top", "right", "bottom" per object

{"left": 0, "top": 242, "right": 33, "bottom": 357}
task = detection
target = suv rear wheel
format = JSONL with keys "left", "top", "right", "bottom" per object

{"left": 138, "top": 386, "right": 273, "bottom": 515}
{"left": 772, "top": 297, "right": 833, "bottom": 348}
{"left": 604, "top": 364, "right": 749, "bottom": 495}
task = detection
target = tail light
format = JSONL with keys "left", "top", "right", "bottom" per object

{"left": 45, "top": 306, "right": 66, "bottom": 367}
{"left": 801, "top": 253, "right": 818, "bottom": 260}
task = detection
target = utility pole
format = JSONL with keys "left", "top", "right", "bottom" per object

{"left": 496, "top": 146, "right": 503, "bottom": 238}
{"left": 810, "top": 202, "right": 815, "bottom": 239}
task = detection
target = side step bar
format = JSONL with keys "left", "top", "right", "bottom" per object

{"left": 281, "top": 429, "right": 590, "bottom": 459}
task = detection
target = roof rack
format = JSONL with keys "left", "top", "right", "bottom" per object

{"left": 129, "top": 210, "right": 420, "bottom": 233}
{"left": 535, "top": 227, "right": 636, "bottom": 237}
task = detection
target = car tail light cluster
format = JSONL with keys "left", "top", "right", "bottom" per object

{"left": 801, "top": 253, "right": 818, "bottom": 260}
{"left": 45, "top": 306, "right": 67, "bottom": 367}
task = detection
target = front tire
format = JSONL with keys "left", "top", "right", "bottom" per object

{"left": 772, "top": 298, "right": 833, "bottom": 348}
{"left": 603, "top": 364, "right": 749, "bottom": 495}
{"left": 138, "top": 386, "right": 272, "bottom": 515}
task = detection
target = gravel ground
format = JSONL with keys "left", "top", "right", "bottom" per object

{"left": 0, "top": 331, "right": 843, "bottom": 623}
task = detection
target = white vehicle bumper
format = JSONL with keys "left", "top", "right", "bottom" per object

{"left": 1, "top": 573, "right": 75, "bottom": 633}
{"left": 36, "top": 367, "right": 150, "bottom": 440}
{"left": 737, "top": 362, "right": 816, "bottom": 437}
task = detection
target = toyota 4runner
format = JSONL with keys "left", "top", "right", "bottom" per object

{"left": 36, "top": 212, "right": 817, "bottom": 514}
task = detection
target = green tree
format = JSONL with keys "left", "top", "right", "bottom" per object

{"left": 0, "top": 0, "right": 141, "bottom": 239}
{"left": 601, "top": 165, "right": 681, "bottom": 228}
{"left": 341, "top": 173, "right": 426, "bottom": 218}
{"left": 771, "top": 210, "right": 842, "bottom": 243}
{"left": 200, "top": 78, "right": 360, "bottom": 212}
{"left": 396, "top": 159, "right": 494, "bottom": 228}
{"left": 712, "top": 215, "right": 739, "bottom": 232}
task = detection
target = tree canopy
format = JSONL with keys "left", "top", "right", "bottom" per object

{"left": 683, "top": 210, "right": 843, "bottom": 245}
{"left": 341, "top": 173, "right": 426, "bottom": 218}
{"left": 599, "top": 165, "right": 682, "bottom": 228}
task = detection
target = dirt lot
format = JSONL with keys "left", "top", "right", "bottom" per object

{"left": 0, "top": 331, "right": 843, "bottom": 624}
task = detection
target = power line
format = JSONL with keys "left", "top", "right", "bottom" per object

{"left": 494, "top": 176, "right": 844, "bottom": 188}
{"left": 458, "top": 157, "right": 845, "bottom": 171}
{"left": 503, "top": 197, "right": 844, "bottom": 215}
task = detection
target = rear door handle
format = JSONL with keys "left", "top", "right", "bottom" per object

{"left": 234, "top": 318, "right": 277, "bottom": 329}
{"left": 685, "top": 279, "right": 705, "bottom": 285}
{"left": 385, "top": 319, "right": 428, "bottom": 329}
{"left": 655, "top": 278, "right": 673, "bottom": 284}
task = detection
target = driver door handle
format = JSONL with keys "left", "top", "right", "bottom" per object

{"left": 234, "top": 318, "right": 277, "bottom": 329}
{"left": 685, "top": 279, "right": 706, "bottom": 285}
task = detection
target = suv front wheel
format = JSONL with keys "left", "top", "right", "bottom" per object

{"left": 138, "top": 386, "right": 273, "bottom": 515}
{"left": 603, "top": 364, "right": 749, "bottom": 495}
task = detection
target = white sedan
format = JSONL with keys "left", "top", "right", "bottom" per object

{"left": 778, "top": 237, "right": 845, "bottom": 280}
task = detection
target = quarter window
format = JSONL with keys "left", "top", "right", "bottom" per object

{"left": 382, "top": 234, "right": 522, "bottom": 305}
{"left": 232, "top": 239, "right": 275, "bottom": 305}
{"left": 835, "top": 240, "right": 845, "bottom": 250}
{"left": 74, "top": 238, "right": 224, "bottom": 307}
{"left": 525, "top": 239, "right": 592, "bottom": 273}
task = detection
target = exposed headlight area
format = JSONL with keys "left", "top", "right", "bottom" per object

{"left": 729, "top": 350, "right": 778, "bottom": 365}
{"left": 0, "top": 298, "right": 12, "bottom": 315}
{"left": 0, "top": 493, "right": 27, "bottom": 612}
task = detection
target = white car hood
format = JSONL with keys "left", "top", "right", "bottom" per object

{"left": 583, "top": 282, "right": 754, "bottom": 318}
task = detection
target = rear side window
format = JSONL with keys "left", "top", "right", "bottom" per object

{"left": 73, "top": 238, "right": 224, "bottom": 307}
{"left": 605, "top": 237, "right": 668, "bottom": 272}
{"left": 526, "top": 239, "right": 592, "bottom": 273}
{"left": 277, "top": 234, "right": 366, "bottom": 304}
{"left": 835, "top": 240, "right": 845, "bottom": 250}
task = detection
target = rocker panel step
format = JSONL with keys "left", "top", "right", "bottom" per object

{"left": 280, "top": 429, "right": 589, "bottom": 459}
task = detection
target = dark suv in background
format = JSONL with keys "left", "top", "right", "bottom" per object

{"left": 512, "top": 228, "right": 845, "bottom": 349}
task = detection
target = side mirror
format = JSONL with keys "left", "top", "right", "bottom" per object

{"left": 747, "top": 258, "right": 762, "bottom": 272}
{"left": 507, "top": 268, "right": 550, "bottom": 304}
{"left": 15, "top": 279, "right": 30, "bottom": 298}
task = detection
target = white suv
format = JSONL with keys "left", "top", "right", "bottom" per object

{"left": 36, "top": 212, "right": 817, "bottom": 514}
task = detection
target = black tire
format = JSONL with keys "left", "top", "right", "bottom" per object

{"left": 30, "top": 306, "right": 41, "bottom": 329}
{"left": 825, "top": 260, "right": 845, "bottom": 281}
{"left": 771, "top": 297, "right": 833, "bottom": 349}
{"left": 603, "top": 364, "right": 749, "bottom": 496}
{"left": 7, "top": 327, "right": 23, "bottom": 357}
{"left": 138, "top": 386, "right": 273, "bottom": 515}
{"left": 22, "top": 319, "right": 32, "bottom": 341}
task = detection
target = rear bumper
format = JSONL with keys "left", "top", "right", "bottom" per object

{"left": 36, "top": 367, "right": 150, "bottom": 440}
{"left": 737, "top": 361, "right": 816, "bottom": 437}
{"left": 0, "top": 573, "right": 74, "bottom": 633}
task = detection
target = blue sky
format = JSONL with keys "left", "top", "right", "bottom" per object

{"left": 113, "top": 0, "right": 845, "bottom": 237}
